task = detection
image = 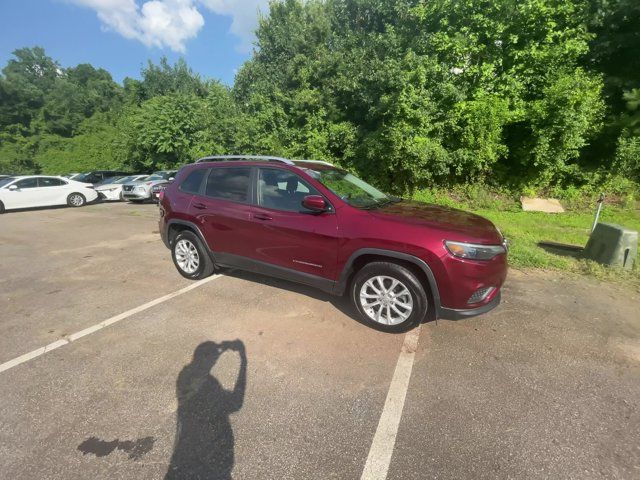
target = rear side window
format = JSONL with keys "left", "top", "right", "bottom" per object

{"left": 179, "top": 169, "right": 207, "bottom": 194}
{"left": 205, "top": 167, "right": 251, "bottom": 203}
{"left": 39, "top": 178, "right": 65, "bottom": 187}
{"left": 16, "top": 178, "right": 38, "bottom": 189}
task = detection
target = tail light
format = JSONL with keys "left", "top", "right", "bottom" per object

{"left": 159, "top": 190, "right": 165, "bottom": 202}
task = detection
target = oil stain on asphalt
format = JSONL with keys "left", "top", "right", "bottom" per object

{"left": 77, "top": 436, "right": 155, "bottom": 460}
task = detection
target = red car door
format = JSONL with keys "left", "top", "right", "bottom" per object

{"left": 189, "top": 166, "right": 255, "bottom": 260}
{"left": 249, "top": 167, "right": 339, "bottom": 281}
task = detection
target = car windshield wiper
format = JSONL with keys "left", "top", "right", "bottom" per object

{"left": 358, "top": 197, "right": 395, "bottom": 210}
{"left": 371, "top": 197, "right": 402, "bottom": 209}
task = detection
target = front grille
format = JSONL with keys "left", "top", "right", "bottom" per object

{"left": 123, "top": 185, "right": 133, "bottom": 192}
{"left": 467, "top": 287, "right": 494, "bottom": 304}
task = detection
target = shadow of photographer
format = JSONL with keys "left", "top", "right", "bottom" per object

{"left": 165, "top": 340, "right": 247, "bottom": 480}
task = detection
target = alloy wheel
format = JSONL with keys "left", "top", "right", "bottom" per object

{"left": 359, "top": 275, "right": 414, "bottom": 325}
{"left": 175, "top": 239, "right": 200, "bottom": 274}
{"left": 69, "top": 194, "right": 84, "bottom": 206}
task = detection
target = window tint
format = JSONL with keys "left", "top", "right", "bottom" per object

{"left": 258, "top": 168, "right": 321, "bottom": 212}
{"left": 205, "top": 167, "right": 251, "bottom": 202}
{"left": 39, "top": 177, "right": 65, "bottom": 187}
{"left": 0, "top": 177, "right": 16, "bottom": 188}
{"left": 179, "top": 169, "right": 207, "bottom": 194}
{"left": 16, "top": 178, "right": 38, "bottom": 189}
{"left": 76, "top": 173, "right": 99, "bottom": 183}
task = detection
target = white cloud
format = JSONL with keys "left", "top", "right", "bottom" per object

{"left": 68, "top": 0, "right": 269, "bottom": 53}
{"left": 200, "top": 0, "right": 269, "bottom": 52}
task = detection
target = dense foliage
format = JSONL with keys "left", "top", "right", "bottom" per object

{"left": 0, "top": 0, "right": 638, "bottom": 195}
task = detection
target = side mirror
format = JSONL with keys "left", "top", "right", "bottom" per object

{"left": 8, "top": 184, "right": 18, "bottom": 191}
{"left": 302, "top": 195, "right": 328, "bottom": 213}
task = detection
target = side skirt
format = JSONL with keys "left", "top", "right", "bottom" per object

{"left": 214, "top": 252, "right": 336, "bottom": 295}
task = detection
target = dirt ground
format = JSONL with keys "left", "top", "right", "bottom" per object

{"left": 0, "top": 202, "right": 638, "bottom": 479}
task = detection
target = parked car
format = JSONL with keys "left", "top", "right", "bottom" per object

{"left": 74, "top": 170, "right": 132, "bottom": 185}
{"left": 95, "top": 175, "right": 148, "bottom": 201}
{"left": 122, "top": 170, "right": 176, "bottom": 203}
{"left": 150, "top": 182, "right": 169, "bottom": 202}
{"left": 0, "top": 175, "right": 98, "bottom": 213}
{"left": 159, "top": 156, "right": 508, "bottom": 332}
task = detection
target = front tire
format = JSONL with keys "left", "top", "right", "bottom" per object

{"left": 171, "top": 231, "right": 214, "bottom": 280}
{"left": 67, "top": 193, "right": 86, "bottom": 207}
{"left": 0, "top": 200, "right": 5, "bottom": 214}
{"left": 351, "top": 262, "right": 427, "bottom": 332}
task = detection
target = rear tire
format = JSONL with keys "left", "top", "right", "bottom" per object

{"left": 0, "top": 200, "right": 5, "bottom": 214}
{"left": 171, "top": 231, "right": 214, "bottom": 280}
{"left": 67, "top": 193, "right": 86, "bottom": 207}
{"left": 351, "top": 262, "right": 427, "bottom": 333}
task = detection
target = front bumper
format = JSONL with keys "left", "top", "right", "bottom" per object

{"left": 96, "top": 189, "right": 122, "bottom": 201}
{"left": 438, "top": 291, "right": 501, "bottom": 320}
{"left": 122, "top": 190, "right": 151, "bottom": 200}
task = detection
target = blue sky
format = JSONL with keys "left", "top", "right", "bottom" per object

{"left": 0, "top": 0, "right": 269, "bottom": 85}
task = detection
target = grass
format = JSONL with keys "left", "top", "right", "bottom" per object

{"left": 412, "top": 186, "right": 640, "bottom": 289}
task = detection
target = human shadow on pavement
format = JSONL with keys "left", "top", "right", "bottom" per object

{"left": 165, "top": 340, "right": 247, "bottom": 480}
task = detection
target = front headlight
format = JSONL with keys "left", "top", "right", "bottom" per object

{"left": 445, "top": 240, "right": 506, "bottom": 260}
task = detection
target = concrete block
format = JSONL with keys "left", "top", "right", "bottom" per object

{"left": 584, "top": 223, "right": 638, "bottom": 269}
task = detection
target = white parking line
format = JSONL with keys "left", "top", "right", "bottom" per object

{"left": 360, "top": 326, "right": 422, "bottom": 480}
{"left": 0, "top": 274, "right": 223, "bottom": 374}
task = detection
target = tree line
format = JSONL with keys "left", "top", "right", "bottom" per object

{"left": 0, "top": 0, "right": 638, "bottom": 194}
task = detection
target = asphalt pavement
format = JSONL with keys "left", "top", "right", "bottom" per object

{"left": 0, "top": 202, "right": 638, "bottom": 479}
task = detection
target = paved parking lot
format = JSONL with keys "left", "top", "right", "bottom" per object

{"left": 1, "top": 202, "right": 639, "bottom": 479}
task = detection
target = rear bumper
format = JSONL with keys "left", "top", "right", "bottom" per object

{"left": 160, "top": 218, "right": 170, "bottom": 248}
{"left": 84, "top": 190, "right": 99, "bottom": 203}
{"left": 438, "top": 291, "right": 501, "bottom": 320}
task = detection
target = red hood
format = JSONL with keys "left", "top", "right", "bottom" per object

{"left": 367, "top": 200, "right": 502, "bottom": 243}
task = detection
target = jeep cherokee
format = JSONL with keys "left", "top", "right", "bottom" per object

{"left": 159, "top": 155, "right": 508, "bottom": 332}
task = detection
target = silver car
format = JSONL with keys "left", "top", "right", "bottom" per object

{"left": 121, "top": 171, "right": 177, "bottom": 202}
{"left": 95, "top": 175, "right": 148, "bottom": 201}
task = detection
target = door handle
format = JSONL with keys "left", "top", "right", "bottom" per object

{"left": 192, "top": 202, "right": 207, "bottom": 210}
{"left": 254, "top": 213, "right": 273, "bottom": 221}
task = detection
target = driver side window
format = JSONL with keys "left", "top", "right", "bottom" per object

{"left": 257, "top": 168, "right": 320, "bottom": 212}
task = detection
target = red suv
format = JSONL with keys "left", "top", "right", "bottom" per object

{"left": 159, "top": 156, "right": 507, "bottom": 332}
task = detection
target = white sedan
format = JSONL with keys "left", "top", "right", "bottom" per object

{"left": 95, "top": 175, "right": 148, "bottom": 201}
{"left": 0, "top": 175, "right": 98, "bottom": 213}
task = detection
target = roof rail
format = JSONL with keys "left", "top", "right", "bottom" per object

{"left": 196, "top": 155, "right": 295, "bottom": 165}
{"left": 297, "top": 159, "right": 335, "bottom": 167}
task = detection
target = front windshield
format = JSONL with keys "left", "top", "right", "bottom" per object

{"left": 96, "top": 176, "right": 124, "bottom": 185}
{"left": 0, "top": 177, "right": 16, "bottom": 188}
{"left": 146, "top": 174, "right": 163, "bottom": 181}
{"left": 304, "top": 168, "right": 391, "bottom": 208}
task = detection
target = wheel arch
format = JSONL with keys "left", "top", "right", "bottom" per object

{"left": 335, "top": 248, "right": 441, "bottom": 319}
{"left": 166, "top": 219, "right": 208, "bottom": 250}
